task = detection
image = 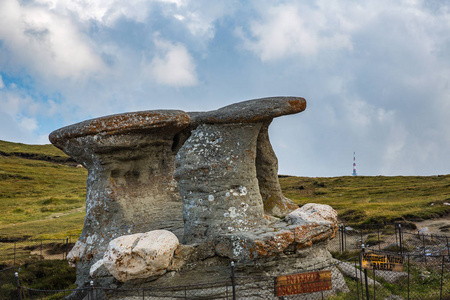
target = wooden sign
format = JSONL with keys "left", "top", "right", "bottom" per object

{"left": 275, "top": 270, "right": 332, "bottom": 296}
{"left": 361, "top": 252, "right": 404, "bottom": 272}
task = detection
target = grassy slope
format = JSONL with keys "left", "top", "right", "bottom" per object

{"left": 280, "top": 175, "right": 450, "bottom": 225}
{"left": 1, "top": 140, "right": 450, "bottom": 239}
{"left": 0, "top": 141, "right": 87, "bottom": 239}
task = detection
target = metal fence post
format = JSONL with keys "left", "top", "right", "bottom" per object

{"left": 440, "top": 255, "right": 444, "bottom": 300}
{"left": 65, "top": 237, "right": 69, "bottom": 260}
{"left": 395, "top": 223, "right": 398, "bottom": 247}
{"left": 360, "top": 230, "right": 364, "bottom": 251}
{"left": 90, "top": 280, "right": 94, "bottom": 300}
{"left": 361, "top": 244, "right": 369, "bottom": 300}
{"left": 354, "top": 259, "right": 360, "bottom": 300}
{"left": 422, "top": 235, "right": 427, "bottom": 265}
{"left": 15, "top": 272, "right": 22, "bottom": 300}
{"left": 273, "top": 277, "right": 277, "bottom": 298}
{"left": 230, "top": 261, "right": 236, "bottom": 300}
{"left": 359, "top": 251, "right": 364, "bottom": 300}
{"left": 13, "top": 241, "right": 16, "bottom": 269}
{"left": 377, "top": 227, "right": 380, "bottom": 251}
{"left": 398, "top": 224, "right": 403, "bottom": 255}
{"left": 446, "top": 236, "right": 449, "bottom": 256}
{"left": 407, "top": 254, "right": 410, "bottom": 300}
{"left": 373, "top": 268, "right": 376, "bottom": 300}
{"left": 344, "top": 225, "right": 347, "bottom": 251}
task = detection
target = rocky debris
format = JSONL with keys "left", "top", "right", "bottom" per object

{"left": 418, "top": 227, "right": 430, "bottom": 235}
{"left": 89, "top": 259, "right": 110, "bottom": 278}
{"left": 49, "top": 110, "right": 190, "bottom": 286}
{"left": 384, "top": 295, "right": 404, "bottom": 300}
{"left": 334, "top": 259, "right": 382, "bottom": 287}
{"left": 374, "top": 269, "right": 408, "bottom": 283}
{"left": 214, "top": 203, "right": 338, "bottom": 261}
{"left": 101, "top": 230, "right": 179, "bottom": 282}
{"left": 345, "top": 226, "right": 356, "bottom": 233}
{"left": 285, "top": 204, "right": 338, "bottom": 225}
{"left": 418, "top": 270, "right": 431, "bottom": 280}
{"left": 67, "top": 240, "right": 86, "bottom": 268}
{"left": 169, "top": 242, "right": 215, "bottom": 271}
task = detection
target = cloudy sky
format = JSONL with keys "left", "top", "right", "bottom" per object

{"left": 0, "top": 0, "right": 449, "bottom": 177}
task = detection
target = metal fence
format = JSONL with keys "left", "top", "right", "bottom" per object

{"left": 5, "top": 252, "right": 450, "bottom": 300}
{"left": 0, "top": 237, "right": 78, "bottom": 269}
{"left": 328, "top": 223, "right": 450, "bottom": 257}
{"left": 2, "top": 227, "right": 450, "bottom": 299}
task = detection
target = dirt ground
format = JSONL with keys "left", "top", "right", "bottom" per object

{"left": 412, "top": 214, "right": 450, "bottom": 235}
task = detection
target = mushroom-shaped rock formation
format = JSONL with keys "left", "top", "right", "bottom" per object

{"left": 174, "top": 97, "right": 306, "bottom": 244}
{"left": 49, "top": 110, "right": 190, "bottom": 286}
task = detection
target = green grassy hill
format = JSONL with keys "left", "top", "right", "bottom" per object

{"left": 280, "top": 175, "right": 450, "bottom": 226}
{"left": 1, "top": 140, "right": 449, "bottom": 239}
{"left": 0, "top": 141, "right": 87, "bottom": 239}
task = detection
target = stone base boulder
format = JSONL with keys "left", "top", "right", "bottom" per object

{"left": 103, "top": 243, "right": 348, "bottom": 300}
{"left": 98, "top": 230, "right": 179, "bottom": 282}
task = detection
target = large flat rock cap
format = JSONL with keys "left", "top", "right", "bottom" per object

{"left": 190, "top": 96, "right": 306, "bottom": 125}
{"left": 49, "top": 110, "right": 190, "bottom": 144}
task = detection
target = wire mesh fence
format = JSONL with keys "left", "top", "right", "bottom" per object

{"left": 328, "top": 223, "right": 450, "bottom": 257}
{"left": 0, "top": 238, "right": 76, "bottom": 269}
{"left": 5, "top": 253, "right": 450, "bottom": 300}
{"left": 2, "top": 227, "right": 450, "bottom": 299}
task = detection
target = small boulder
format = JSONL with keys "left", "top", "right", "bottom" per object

{"left": 418, "top": 227, "right": 429, "bottom": 235}
{"left": 103, "top": 230, "right": 179, "bottom": 282}
{"left": 285, "top": 204, "right": 338, "bottom": 247}
{"left": 89, "top": 259, "right": 110, "bottom": 278}
{"left": 67, "top": 240, "right": 86, "bottom": 268}
{"left": 285, "top": 204, "right": 337, "bottom": 226}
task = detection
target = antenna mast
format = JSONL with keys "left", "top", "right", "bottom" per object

{"left": 352, "top": 152, "right": 357, "bottom": 176}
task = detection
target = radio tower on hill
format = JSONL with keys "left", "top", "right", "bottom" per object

{"left": 352, "top": 152, "right": 357, "bottom": 176}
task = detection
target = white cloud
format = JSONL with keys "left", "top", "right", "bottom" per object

{"left": 238, "top": 0, "right": 450, "bottom": 62}
{"left": 0, "top": 0, "right": 104, "bottom": 80}
{"left": 36, "top": 0, "right": 224, "bottom": 41}
{"left": 0, "top": 75, "right": 4, "bottom": 89}
{"left": 238, "top": 2, "right": 353, "bottom": 61}
{"left": 146, "top": 36, "right": 198, "bottom": 86}
{"left": 35, "top": 0, "right": 153, "bottom": 26}
{"left": 19, "top": 116, "right": 38, "bottom": 131}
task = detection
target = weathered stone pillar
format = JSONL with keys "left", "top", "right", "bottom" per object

{"left": 49, "top": 110, "right": 189, "bottom": 286}
{"left": 175, "top": 123, "right": 266, "bottom": 244}
{"left": 175, "top": 97, "right": 306, "bottom": 244}
{"left": 256, "top": 121, "right": 299, "bottom": 217}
